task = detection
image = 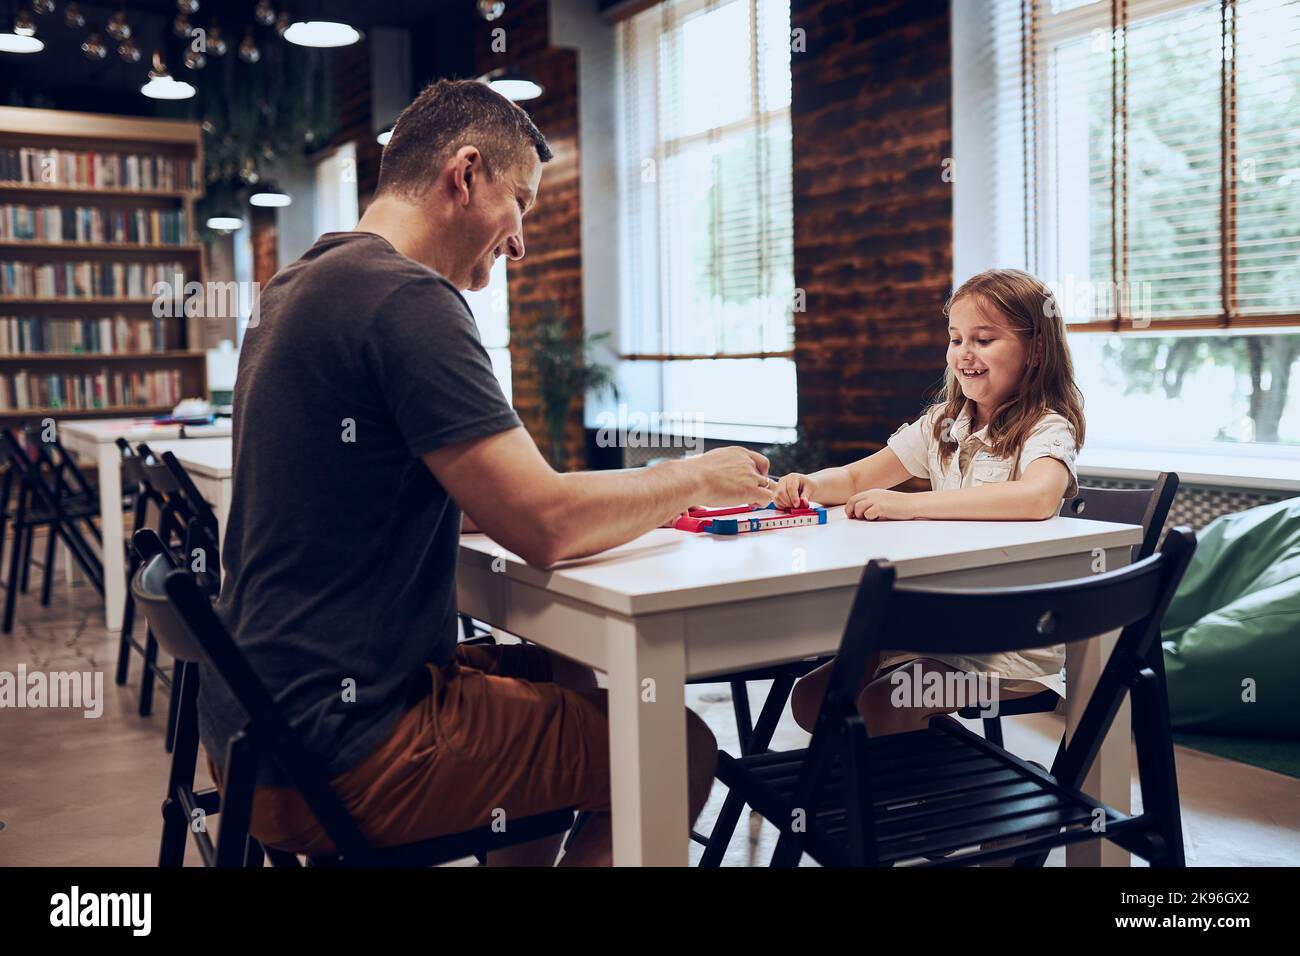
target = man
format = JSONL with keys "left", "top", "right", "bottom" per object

{"left": 199, "top": 79, "right": 775, "bottom": 866}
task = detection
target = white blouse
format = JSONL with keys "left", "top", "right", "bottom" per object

{"left": 881, "top": 401, "right": 1082, "bottom": 696}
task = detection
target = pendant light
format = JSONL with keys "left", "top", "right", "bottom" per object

{"left": 283, "top": 2, "right": 360, "bottom": 48}
{"left": 106, "top": 3, "right": 129, "bottom": 41}
{"left": 487, "top": 70, "right": 543, "bottom": 101}
{"left": 141, "top": 50, "right": 195, "bottom": 99}
{"left": 206, "top": 215, "right": 244, "bottom": 233}
{"left": 0, "top": 7, "right": 44, "bottom": 53}
{"left": 81, "top": 30, "right": 106, "bottom": 59}
{"left": 249, "top": 184, "right": 291, "bottom": 207}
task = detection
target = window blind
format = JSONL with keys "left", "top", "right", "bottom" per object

{"left": 616, "top": 0, "right": 795, "bottom": 360}
{"left": 990, "top": 0, "right": 1299, "bottom": 331}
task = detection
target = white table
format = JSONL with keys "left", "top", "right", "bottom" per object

{"left": 59, "top": 419, "right": 232, "bottom": 630}
{"left": 458, "top": 511, "right": 1143, "bottom": 867}
{"left": 147, "top": 438, "right": 234, "bottom": 541}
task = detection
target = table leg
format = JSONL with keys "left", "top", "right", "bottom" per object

{"left": 1066, "top": 545, "right": 1133, "bottom": 867}
{"left": 215, "top": 478, "right": 232, "bottom": 547}
{"left": 604, "top": 614, "right": 690, "bottom": 866}
{"left": 1065, "top": 629, "right": 1132, "bottom": 867}
{"left": 186, "top": 474, "right": 230, "bottom": 557}
{"left": 97, "top": 442, "right": 126, "bottom": 632}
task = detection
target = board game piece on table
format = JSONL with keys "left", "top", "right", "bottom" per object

{"left": 673, "top": 502, "right": 827, "bottom": 535}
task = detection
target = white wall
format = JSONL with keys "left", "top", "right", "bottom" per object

{"left": 550, "top": 0, "right": 625, "bottom": 428}
{"left": 274, "top": 160, "right": 320, "bottom": 268}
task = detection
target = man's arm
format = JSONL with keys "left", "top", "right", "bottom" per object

{"left": 426, "top": 426, "right": 772, "bottom": 568}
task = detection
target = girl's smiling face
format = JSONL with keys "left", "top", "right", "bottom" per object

{"left": 947, "top": 296, "right": 1031, "bottom": 415}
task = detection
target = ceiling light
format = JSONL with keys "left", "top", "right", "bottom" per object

{"left": 206, "top": 22, "right": 226, "bottom": 55}
{"left": 238, "top": 27, "right": 259, "bottom": 62}
{"left": 249, "top": 189, "right": 291, "bottom": 207}
{"left": 141, "top": 52, "right": 195, "bottom": 99}
{"left": 376, "top": 128, "right": 392, "bottom": 146}
{"left": 0, "top": 32, "right": 42, "bottom": 52}
{"left": 80, "top": 31, "right": 106, "bottom": 59}
{"left": 106, "top": 10, "right": 130, "bottom": 41}
{"left": 206, "top": 216, "right": 244, "bottom": 232}
{"left": 488, "top": 73, "right": 543, "bottom": 101}
{"left": 283, "top": 20, "right": 360, "bottom": 48}
{"left": 1, "top": 10, "right": 44, "bottom": 53}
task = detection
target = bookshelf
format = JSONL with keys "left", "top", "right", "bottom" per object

{"left": 0, "top": 106, "right": 207, "bottom": 424}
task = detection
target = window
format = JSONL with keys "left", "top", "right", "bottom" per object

{"left": 616, "top": 0, "right": 796, "bottom": 432}
{"left": 960, "top": 0, "right": 1300, "bottom": 449}
{"left": 461, "top": 257, "right": 512, "bottom": 403}
{"left": 313, "top": 141, "right": 359, "bottom": 236}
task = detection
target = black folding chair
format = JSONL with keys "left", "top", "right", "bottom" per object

{"left": 959, "top": 473, "right": 1180, "bottom": 749}
{"left": 131, "top": 530, "right": 576, "bottom": 868}
{"left": 459, "top": 613, "right": 497, "bottom": 645}
{"left": 1, "top": 428, "right": 104, "bottom": 632}
{"left": 116, "top": 443, "right": 204, "bottom": 745}
{"left": 716, "top": 527, "right": 1196, "bottom": 867}
{"left": 692, "top": 657, "right": 827, "bottom": 862}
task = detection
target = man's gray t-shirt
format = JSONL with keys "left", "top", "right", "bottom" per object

{"left": 197, "top": 231, "right": 520, "bottom": 784}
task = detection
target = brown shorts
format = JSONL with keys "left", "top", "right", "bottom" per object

{"left": 207, "top": 643, "right": 611, "bottom": 857}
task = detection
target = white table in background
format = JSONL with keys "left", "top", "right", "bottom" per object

{"left": 458, "top": 511, "right": 1143, "bottom": 867}
{"left": 147, "top": 438, "right": 234, "bottom": 542}
{"left": 59, "top": 419, "right": 232, "bottom": 630}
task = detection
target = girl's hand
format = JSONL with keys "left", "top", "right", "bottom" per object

{"left": 845, "top": 488, "right": 915, "bottom": 521}
{"left": 774, "top": 473, "right": 816, "bottom": 509}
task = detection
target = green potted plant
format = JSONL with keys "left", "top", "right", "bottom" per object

{"left": 515, "top": 306, "right": 618, "bottom": 470}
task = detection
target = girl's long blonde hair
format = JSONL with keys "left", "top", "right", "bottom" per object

{"left": 930, "top": 268, "right": 1085, "bottom": 465}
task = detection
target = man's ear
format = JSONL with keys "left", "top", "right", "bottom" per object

{"left": 450, "top": 146, "right": 482, "bottom": 207}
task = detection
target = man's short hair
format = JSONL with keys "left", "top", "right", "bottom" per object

{"left": 376, "top": 78, "right": 552, "bottom": 197}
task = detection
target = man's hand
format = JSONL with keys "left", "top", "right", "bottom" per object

{"left": 687, "top": 446, "right": 774, "bottom": 507}
{"left": 845, "top": 488, "right": 915, "bottom": 521}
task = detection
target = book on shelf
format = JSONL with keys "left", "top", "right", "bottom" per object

{"left": 0, "top": 367, "right": 183, "bottom": 411}
{"left": 0, "top": 204, "right": 189, "bottom": 245}
{"left": 0, "top": 315, "right": 171, "bottom": 354}
{"left": 0, "top": 259, "right": 186, "bottom": 298}
{"left": 0, "top": 147, "right": 198, "bottom": 193}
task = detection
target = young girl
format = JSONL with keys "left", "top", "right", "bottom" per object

{"left": 777, "top": 268, "right": 1086, "bottom": 736}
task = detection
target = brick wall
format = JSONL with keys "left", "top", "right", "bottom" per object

{"left": 250, "top": 206, "right": 278, "bottom": 287}
{"left": 790, "top": 0, "right": 953, "bottom": 463}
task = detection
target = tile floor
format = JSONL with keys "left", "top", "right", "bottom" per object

{"left": 1, "top": 536, "right": 1297, "bottom": 867}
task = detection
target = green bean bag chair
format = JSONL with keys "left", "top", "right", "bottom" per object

{"left": 1161, "top": 495, "right": 1300, "bottom": 739}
